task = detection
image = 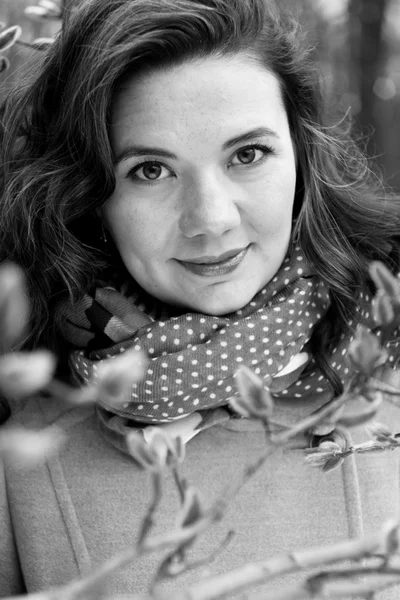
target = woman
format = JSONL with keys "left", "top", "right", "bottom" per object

{"left": 0, "top": 0, "right": 400, "bottom": 597}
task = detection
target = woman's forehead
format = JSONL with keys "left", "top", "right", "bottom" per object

{"left": 109, "top": 55, "right": 288, "bottom": 152}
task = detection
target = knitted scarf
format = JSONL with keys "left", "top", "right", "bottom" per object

{"left": 56, "top": 245, "right": 383, "bottom": 455}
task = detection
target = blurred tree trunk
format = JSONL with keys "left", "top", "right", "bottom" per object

{"left": 348, "top": 0, "right": 388, "bottom": 157}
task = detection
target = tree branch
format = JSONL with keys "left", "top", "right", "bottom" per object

{"left": 162, "top": 520, "right": 399, "bottom": 600}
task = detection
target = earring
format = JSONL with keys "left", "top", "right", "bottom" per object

{"left": 100, "top": 222, "right": 109, "bottom": 245}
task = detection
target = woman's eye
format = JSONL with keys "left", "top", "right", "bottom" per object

{"left": 231, "top": 145, "right": 272, "bottom": 167}
{"left": 127, "top": 161, "right": 172, "bottom": 183}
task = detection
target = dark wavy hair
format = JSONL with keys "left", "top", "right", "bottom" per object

{"left": 0, "top": 0, "right": 399, "bottom": 391}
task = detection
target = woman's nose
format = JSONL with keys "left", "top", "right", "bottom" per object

{"left": 178, "top": 173, "right": 242, "bottom": 238}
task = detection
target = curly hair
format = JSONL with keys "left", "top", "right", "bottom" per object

{"left": 0, "top": 0, "right": 399, "bottom": 391}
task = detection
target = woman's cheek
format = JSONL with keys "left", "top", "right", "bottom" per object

{"left": 257, "top": 181, "right": 296, "bottom": 232}
{"left": 129, "top": 209, "right": 176, "bottom": 260}
{"left": 250, "top": 200, "right": 290, "bottom": 238}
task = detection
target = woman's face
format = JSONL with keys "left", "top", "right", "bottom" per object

{"left": 102, "top": 54, "right": 297, "bottom": 315}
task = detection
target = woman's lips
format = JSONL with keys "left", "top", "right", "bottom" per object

{"left": 178, "top": 245, "right": 250, "bottom": 277}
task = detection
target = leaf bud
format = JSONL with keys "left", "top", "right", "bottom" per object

{"left": 0, "top": 426, "right": 66, "bottom": 468}
{"left": 366, "top": 421, "right": 396, "bottom": 443}
{"left": 370, "top": 261, "right": 400, "bottom": 300}
{"left": 38, "top": 0, "right": 61, "bottom": 15}
{"left": 0, "top": 26, "right": 21, "bottom": 52}
{"left": 31, "top": 37, "right": 54, "bottom": 50}
{"left": 144, "top": 426, "right": 185, "bottom": 467}
{"left": 95, "top": 349, "right": 146, "bottom": 408}
{"left": 232, "top": 365, "right": 274, "bottom": 420}
{"left": 0, "top": 351, "right": 56, "bottom": 400}
{"left": 24, "top": 5, "right": 61, "bottom": 20}
{"left": 372, "top": 291, "right": 395, "bottom": 326}
{"left": 0, "top": 263, "right": 29, "bottom": 353}
{"left": 347, "top": 326, "right": 387, "bottom": 375}
{"left": 175, "top": 485, "right": 204, "bottom": 529}
{"left": 126, "top": 431, "right": 161, "bottom": 470}
{"left": 304, "top": 441, "right": 344, "bottom": 472}
{"left": 0, "top": 56, "right": 10, "bottom": 73}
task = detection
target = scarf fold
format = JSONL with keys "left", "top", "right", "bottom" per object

{"left": 58, "top": 246, "right": 334, "bottom": 421}
{"left": 56, "top": 245, "right": 398, "bottom": 455}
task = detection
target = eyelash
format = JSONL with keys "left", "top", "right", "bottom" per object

{"left": 125, "top": 143, "right": 274, "bottom": 186}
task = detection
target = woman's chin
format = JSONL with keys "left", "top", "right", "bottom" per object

{"left": 183, "top": 287, "right": 256, "bottom": 316}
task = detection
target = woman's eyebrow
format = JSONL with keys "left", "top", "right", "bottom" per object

{"left": 222, "top": 126, "right": 279, "bottom": 150}
{"left": 114, "top": 146, "right": 178, "bottom": 165}
{"left": 114, "top": 126, "right": 279, "bottom": 166}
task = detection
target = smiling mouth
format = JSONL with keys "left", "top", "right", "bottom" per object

{"left": 177, "top": 245, "right": 250, "bottom": 277}
{"left": 184, "top": 246, "right": 249, "bottom": 265}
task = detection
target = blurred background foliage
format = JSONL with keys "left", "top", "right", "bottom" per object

{"left": 0, "top": 0, "right": 399, "bottom": 189}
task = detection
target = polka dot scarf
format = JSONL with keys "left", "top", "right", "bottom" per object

{"left": 59, "top": 244, "right": 343, "bottom": 424}
{"left": 56, "top": 244, "right": 400, "bottom": 457}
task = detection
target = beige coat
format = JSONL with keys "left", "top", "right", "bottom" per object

{"left": 1, "top": 391, "right": 400, "bottom": 599}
